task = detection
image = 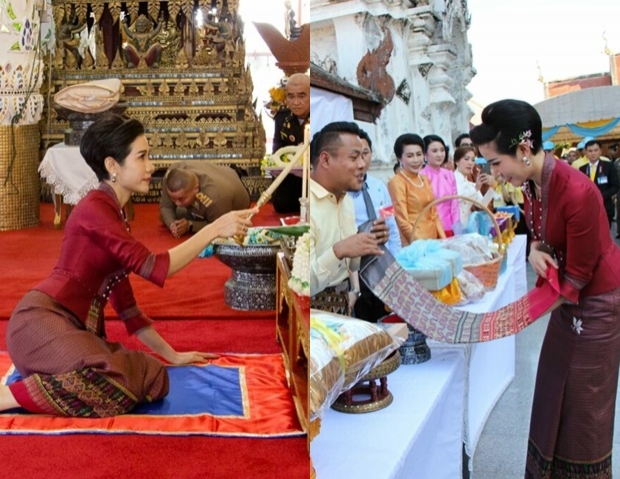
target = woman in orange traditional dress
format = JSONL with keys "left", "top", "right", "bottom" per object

{"left": 387, "top": 133, "right": 445, "bottom": 246}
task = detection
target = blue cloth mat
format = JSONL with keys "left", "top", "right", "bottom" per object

{"left": 7, "top": 364, "right": 245, "bottom": 417}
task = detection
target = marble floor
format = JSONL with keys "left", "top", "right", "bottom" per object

{"left": 472, "top": 229, "right": 620, "bottom": 478}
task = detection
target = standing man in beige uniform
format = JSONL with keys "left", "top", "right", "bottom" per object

{"left": 310, "top": 121, "right": 387, "bottom": 312}
{"left": 160, "top": 161, "right": 250, "bottom": 238}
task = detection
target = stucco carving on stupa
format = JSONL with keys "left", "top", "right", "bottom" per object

{"left": 356, "top": 20, "right": 395, "bottom": 104}
{"left": 310, "top": 0, "right": 475, "bottom": 174}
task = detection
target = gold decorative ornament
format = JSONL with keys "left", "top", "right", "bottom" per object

{"left": 42, "top": 0, "right": 266, "bottom": 204}
{"left": 126, "top": 1, "right": 139, "bottom": 18}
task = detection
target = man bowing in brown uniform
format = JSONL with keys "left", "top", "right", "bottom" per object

{"left": 160, "top": 161, "right": 250, "bottom": 238}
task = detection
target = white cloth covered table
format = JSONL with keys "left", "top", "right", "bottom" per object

{"left": 311, "top": 349, "right": 466, "bottom": 479}
{"left": 39, "top": 142, "right": 135, "bottom": 227}
{"left": 39, "top": 143, "right": 99, "bottom": 228}
{"left": 312, "top": 235, "right": 528, "bottom": 478}
{"left": 431, "top": 234, "right": 527, "bottom": 468}
{"left": 39, "top": 143, "right": 98, "bottom": 206}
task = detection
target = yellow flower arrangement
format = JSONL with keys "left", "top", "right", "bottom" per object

{"left": 264, "top": 82, "right": 288, "bottom": 119}
{"left": 269, "top": 86, "right": 286, "bottom": 104}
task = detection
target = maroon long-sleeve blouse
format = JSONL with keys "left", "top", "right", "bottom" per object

{"left": 34, "top": 184, "right": 170, "bottom": 335}
{"left": 524, "top": 155, "right": 620, "bottom": 303}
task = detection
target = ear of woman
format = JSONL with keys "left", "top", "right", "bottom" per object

{"left": 104, "top": 156, "right": 119, "bottom": 178}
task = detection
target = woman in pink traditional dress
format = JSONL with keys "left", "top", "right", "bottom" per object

{"left": 419, "top": 135, "right": 460, "bottom": 235}
{"left": 470, "top": 99, "right": 620, "bottom": 478}
{"left": 387, "top": 133, "right": 445, "bottom": 246}
{"left": 0, "top": 115, "right": 256, "bottom": 417}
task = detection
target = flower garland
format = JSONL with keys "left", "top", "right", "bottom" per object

{"left": 288, "top": 232, "right": 310, "bottom": 296}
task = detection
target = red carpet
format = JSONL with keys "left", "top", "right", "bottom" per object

{"left": 0, "top": 202, "right": 281, "bottom": 320}
{"left": 0, "top": 202, "right": 309, "bottom": 479}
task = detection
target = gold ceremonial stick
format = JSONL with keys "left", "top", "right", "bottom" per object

{"left": 233, "top": 141, "right": 310, "bottom": 245}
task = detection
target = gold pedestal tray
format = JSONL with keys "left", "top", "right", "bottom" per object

{"left": 331, "top": 350, "right": 401, "bottom": 414}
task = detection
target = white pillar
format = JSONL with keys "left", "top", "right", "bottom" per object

{"left": 426, "top": 44, "right": 456, "bottom": 144}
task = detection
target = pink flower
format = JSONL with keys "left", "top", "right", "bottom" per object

{"left": 509, "top": 130, "right": 535, "bottom": 150}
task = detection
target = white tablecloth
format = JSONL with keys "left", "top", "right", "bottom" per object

{"left": 311, "top": 349, "right": 466, "bottom": 479}
{"left": 431, "top": 234, "right": 527, "bottom": 465}
{"left": 312, "top": 235, "right": 528, "bottom": 479}
{"left": 39, "top": 143, "right": 98, "bottom": 205}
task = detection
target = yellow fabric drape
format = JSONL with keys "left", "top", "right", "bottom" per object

{"left": 430, "top": 277, "right": 462, "bottom": 306}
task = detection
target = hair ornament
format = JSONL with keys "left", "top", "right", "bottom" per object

{"left": 509, "top": 130, "right": 534, "bottom": 150}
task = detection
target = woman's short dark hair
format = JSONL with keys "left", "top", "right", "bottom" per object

{"left": 453, "top": 146, "right": 476, "bottom": 164}
{"left": 393, "top": 133, "right": 424, "bottom": 160}
{"left": 423, "top": 134, "right": 447, "bottom": 154}
{"left": 469, "top": 99, "right": 542, "bottom": 156}
{"left": 80, "top": 114, "right": 145, "bottom": 181}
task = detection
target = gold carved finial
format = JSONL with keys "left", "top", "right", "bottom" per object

{"left": 189, "top": 79, "right": 199, "bottom": 95}
{"left": 176, "top": 130, "right": 189, "bottom": 148}
{"left": 174, "top": 80, "right": 185, "bottom": 95}
{"left": 252, "top": 22, "right": 310, "bottom": 76}
{"left": 159, "top": 79, "right": 170, "bottom": 96}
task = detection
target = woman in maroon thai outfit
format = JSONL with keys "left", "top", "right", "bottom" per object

{"left": 471, "top": 99, "right": 620, "bottom": 478}
{"left": 0, "top": 115, "right": 256, "bottom": 417}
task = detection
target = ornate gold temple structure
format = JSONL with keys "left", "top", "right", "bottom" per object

{"left": 42, "top": 0, "right": 267, "bottom": 201}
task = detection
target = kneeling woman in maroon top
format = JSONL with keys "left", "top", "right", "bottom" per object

{"left": 471, "top": 99, "right": 620, "bottom": 478}
{"left": 0, "top": 115, "right": 256, "bottom": 417}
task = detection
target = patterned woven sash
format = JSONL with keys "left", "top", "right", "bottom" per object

{"left": 359, "top": 246, "right": 559, "bottom": 343}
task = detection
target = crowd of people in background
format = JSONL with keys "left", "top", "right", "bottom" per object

{"left": 310, "top": 117, "right": 620, "bottom": 325}
{"left": 310, "top": 100, "right": 620, "bottom": 478}
{"left": 544, "top": 137, "right": 620, "bottom": 236}
{"left": 375, "top": 130, "right": 620, "bottom": 245}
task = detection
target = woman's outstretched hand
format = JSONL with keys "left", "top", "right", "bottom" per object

{"left": 213, "top": 208, "right": 259, "bottom": 239}
{"left": 169, "top": 351, "right": 220, "bottom": 365}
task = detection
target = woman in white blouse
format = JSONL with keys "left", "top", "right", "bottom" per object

{"left": 453, "top": 146, "right": 485, "bottom": 229}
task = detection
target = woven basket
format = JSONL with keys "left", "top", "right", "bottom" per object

{"left": 412, "top": 194, "right": 505, "bottom": 291}
{"left": 0, "top": 125, "right": 40, "bottom": 231}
